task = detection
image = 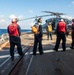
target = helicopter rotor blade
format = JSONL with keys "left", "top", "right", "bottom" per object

{"left": 42, "top": 11, "right": 65, "bottom": 15}
{"left": 18, "top": 14, "right": 51, "bottom": 21}
{"left": 18, "top": 17, "right": 37, "bottom": 21}
{"left": 42, "top": 11, "right": 55, "bottom": 14}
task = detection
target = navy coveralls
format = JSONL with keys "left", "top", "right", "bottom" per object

{"left": 33, "top": 25, "right": 43, "bottom": 55}
{"left": 71, "top": 23, "right": 74, "bottom": 48}
{"left": 54, "top": 21, "right": 67, "bottom": 51}
{"left": 7, "top": 24, "right": 23, "bottom": 58}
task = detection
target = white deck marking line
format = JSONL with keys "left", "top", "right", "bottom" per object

{"left": 0, "top": 46, "right": 27, "bottom": 68}
{"left": 25, "top": 47, "right": 33, "bottom": 75}
{"left": 0, "top": 54, "right": 19, "bottom": 59}
{"left": 0, "top": 55, "right": 10, "bottom": 58}
{"left": 0, "top": 57, "right": 11, "bottom": 67}
{"left": 25, "top": 55, "right": 34, "bottom": 75}
{"left": 43, "top": 47, "right": 70, "bottom": 53}
{"left": 26, "top": 47, "right": 70, "bottom": 55}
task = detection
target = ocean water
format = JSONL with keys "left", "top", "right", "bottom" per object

{"left": 0, "top": 29, "right": 31, "bottom": 36}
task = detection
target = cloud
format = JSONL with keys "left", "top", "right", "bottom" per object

{"left": 0, "top": 19, "right": 6, "bottom": 23}
{"left": 0, "top": 16, "right": 8, "bottom": 29}
{"left": 61, "top": 15, "right": 73, "bottom": 19}
{"left": 0, "top": 15, "right": 7, "bottom": 23}
{"left": 9, "top": 14, "right": 17, "bottom": 19}
{"left": 9, "top": 14, "right": 24, "bottom": 20}
{"left": 67, "top": 1, "right": 74, "bottom": 8}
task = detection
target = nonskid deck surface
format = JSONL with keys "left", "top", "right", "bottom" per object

{"left": 0, "top": 33, "right": 74, "bottom": 75}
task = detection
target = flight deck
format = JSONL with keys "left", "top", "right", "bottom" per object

{"left": 0, "top": 33, "right": 74, "bottom": 75}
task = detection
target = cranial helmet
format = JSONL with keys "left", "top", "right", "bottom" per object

{"left": 60, "top": 19, "right": 64, "bottom": 21}
{"left": 12, "top": 18, "right": 18, "bottom": 23}
{"left": 38, "top": 18, "right": 42, "bottom": 23}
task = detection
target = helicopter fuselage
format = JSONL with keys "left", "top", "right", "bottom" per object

{"left": 42, "top": 17, "right": 72, "bottom": 33}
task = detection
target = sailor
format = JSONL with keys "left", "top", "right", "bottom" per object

{"left": 53, "top": 19, "right": 67, "bottom": 51}
{"left": 32, "top": 18, "right": 43, "bottom": 55}
{"left": 46, "top": 22, "right": 53, "bottom": 40}
{"left": 70, "top": 19, "right": 74, "bottom": 49}
{"left": 7, "top": 18, "right": 24, "bottom": 60}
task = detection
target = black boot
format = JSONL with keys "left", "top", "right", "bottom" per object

{"left": 70, "top": 47, "right": 74, "bottom": 49}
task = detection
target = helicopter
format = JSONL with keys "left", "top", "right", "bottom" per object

{"left": 17, "top": 11, "right": 72, "bottom": 33}
{"left": 42, "top": 11, "right": 72, "bottom": 33}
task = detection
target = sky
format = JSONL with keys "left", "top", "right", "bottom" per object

{"left": 0, "top": 0, "right": 74, "bottom": 29}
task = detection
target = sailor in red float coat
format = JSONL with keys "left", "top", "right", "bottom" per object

{"left": 53, "top": 19, "right": 67, "bottom": 51}
{"left": 7, "top": 18, "right": 24, "bottom": 60}
{"left": 58, "top": 20, "right": 66, "bottom": 33}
